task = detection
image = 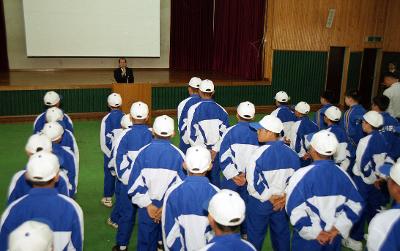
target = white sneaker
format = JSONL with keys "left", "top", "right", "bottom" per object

{"left": 342, "top": 237, "right": 362, "bottom": 251}
{"left": 101, "top": 197, "right": 113, "bottom": 208}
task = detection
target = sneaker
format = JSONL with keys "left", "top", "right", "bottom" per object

{"left": 342, "top": 237, "right": 363, "bottom": 251}
{"left": 157, "top": 241, "right": 164, "bottom": 251}
{"left": 101, "top": 197, "right": 113, "bottom": 208}
{"left": 107, "top": 218, "right": 118, "bottom": 229}
{"left": 112, "top": 245, "right": 128, "bottom": 251}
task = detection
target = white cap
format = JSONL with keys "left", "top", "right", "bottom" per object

{"left": 185, "top": 146, "right": 211, "bottom": 174}
{"left": 26, "top": 151, "right": 60, "bottom": 182}
{"left": 43, "top": 91, "right": 60, "bottom": 106}
{"left": 237, "top": 101, "right": 255, "bottom": 119}
{"left": 295, "top": 101, "right": 310, "bottom": 114}
{"left": 25, "top": 134, "right": 52, "bottom": 154}
{"left": 324, "top": 106, "right": 342, "bottom": 121}
{"left": 130, "top": 101, "right": 149, "bottom": 119}
{"left": 153, "top": 115, "right": 174, "bottom": 137}
{"left": 310, "top": 130, "right": 338, "bottom": 156}
{"left": 199, "top": 79, "right": 215, "bottom": 93}
{"left": 208, "top": 189, "right": 246, "bottom": 226}
{"left": 120, "top": 114, "right": 133, "bottom": 129}
{"left": 9, "top": 221, "right": 53, "bottom": 251}
{"left": 250, "top": 115, "right": 283, "bottom": 134}
{"left": 188, "top": 77, "right": 202, "bottom": 89}
{"left": 363, "top": 111, "right": 384, "bottom": 128}
{"left": 107, "top": 93, "right": 122, "bottom": 107}
{"left": 42, "top": 122, "right": 64, "bottom": 141}
{"left": 45, "top": 107, "right": 64, "bottom": 122}
{"left": 274, "top": 91, "right": 289, "bottom": 103}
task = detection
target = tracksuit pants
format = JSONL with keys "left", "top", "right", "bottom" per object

{"left": 137, "top": 207, "right": 162, "bottom": 251}
{"left": 116, "top": 183, "right": 137, "bottom": 246}
{"left": 110, "top": 181, "right": 121, "bottom": 223}
{"left": 207, "top": 154, "right": 221, "bottom": 188}
{"left": 178, "top": 137, "right": 190, "bottom": 154}
{"left": 221, "top": 178, "right": 248, "bottom": 234}
{"left": 350, "top": 176, "right": 386, "bottom": 241}
{"left": 103, "top": 155, "right": 116, "bottom": 197}
{"left": 291, "top": 231, "right": 341, "bottom": 251}
{"left": 246, "top": 196, "right": 290, "bottom": 251}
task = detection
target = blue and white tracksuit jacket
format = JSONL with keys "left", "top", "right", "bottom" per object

{"left": 0, "top": 188, "right": 84, "bottom": 251}
{"left": 52, "top": 143, "right": 78, "bottom": 195}
{"left": 270, "top": 105, "right": 296, "bottom": 137}
{"left": 326, "top": 124, "right": 352, "bottom": 171}
{"left": 367, "top": 203, "right": 400, "bottom": 251}
{"left": 100, "top": 109, "right": 125, "bottom": 160}
{"left": 200, "top": 234, "right": 256, "bottom": 251}
{"left": 127, "top": 139, "right": 186, "bottom": 251}
{"left": 60, "top": 128, "right": 80, "bottom": 164}
{"left": 177, "top": 94, "right": 201, "bottom": 153}
{"left": 246, "top": 140, "right": 300, "bottom": 251}
{"left": 7, "top": 170, "right": 69, "bottom": 205}
{"left": 286, "top": 160, "right": 363, "bottom": 250}
{"left": 314, "top": 104, "right": 332, "bottom": 129}
{"left": 380, "top": 112, "right": 400, "bottom": 161}
{"left": 288, "top": 116, "right": 319, "bottom": 159}
{"left": 340, "top": 104, "right": 366, "bottom": 148}
{"left": 162, "top": 176, "right": 219, "bottom": 251}
{"left": 33, "top": 111, "right": 74, "bottom": 134}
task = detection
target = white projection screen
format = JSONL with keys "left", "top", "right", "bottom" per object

{"left": 22, "top": 0, "right": 160, "bottom": 57}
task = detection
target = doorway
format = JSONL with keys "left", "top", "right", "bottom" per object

{"left": 359, "top": 48, "right": 378, "bottom": 109}
{"left": 326, "top": 47, "right": 346, "bottom": 104}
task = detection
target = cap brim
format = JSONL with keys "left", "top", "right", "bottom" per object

{"left": 249, "top": 122, "right": 263, "bottom": 130}
{"left": 379, "top": 164, "right": 393, "bottom": 177}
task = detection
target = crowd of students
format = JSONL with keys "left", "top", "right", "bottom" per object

{"left": 1, "top": 73, "right": 400, "bottom": 251}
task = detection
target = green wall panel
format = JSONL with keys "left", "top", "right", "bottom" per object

{"left": 346, "top": 52, "right": 362, "bottom": 91}
{"left": 0, "top": 88, "right": 111, "bottom": 116}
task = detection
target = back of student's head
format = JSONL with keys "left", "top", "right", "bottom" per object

{"left": 372, "top": 95, "right": 390, "bottom": 112}
{"left": 345, "top": 89, "right": 362, "bottom": 103}
{"left": 320, "top": 90, "right": 335, "bottom": 104}
{"left": 384, "top": 72, "right": 399, "bottom": 80}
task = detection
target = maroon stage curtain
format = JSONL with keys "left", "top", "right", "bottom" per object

{"left": 212, "top": 0, "right": 266, "bottom": 80}
{"left": 169, "top": 0, "right": 214, "bottom": 71}
{"left": 0, "top": 0, "right": 9, "bottom": 72}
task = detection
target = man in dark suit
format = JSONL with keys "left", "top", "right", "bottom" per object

{"left": 114, "top": 58, "right": 134, "bottom": 83}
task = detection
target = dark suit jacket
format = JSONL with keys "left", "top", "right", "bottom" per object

{"left": 114, "top": 67, "right": 134, "bottom": 83}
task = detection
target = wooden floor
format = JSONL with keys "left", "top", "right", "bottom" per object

{"left": 0, "top": 69, "right": 269, "bottom": 88}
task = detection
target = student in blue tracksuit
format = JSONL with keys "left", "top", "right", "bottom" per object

{"left": 186, "top": 80, "right": 230, "bottom": 187}
{"left": 323, "top": 106, "right": 352, "bottom": 171}
{"left": 213, "top": 101, "right": 259, "bottom": 235}
{"left": 201, "top": 190, "right": 256, "bottom": 251}
{"left": 340, "top": 89, "right": 366, "bottom": 149}
{"left": 100, "top": 93, "right": 124, "bottom": 208}
{"left": 128, "top": 115, "right": 186, "bottom": 251}
{"left": 345, "top": 111, "right": 391, "bottom": 250}
{"left": 270, "top": 91, "right": 296, "bottom": 137}
{"left": 246, "top": 115, "right": 301, "bottom": 251}
{"left": 7, "top": 134, "right": 69, "bottom": 204}
{"left": 111, "top": 102, "right": 153, "bottom": 251}
{"left": 162, "top": 146, "right": 219, "bottom": 251}
{"left": 107, "top": 113, "right": 133, "bottom": 229}
{"left": 33, "top": 91, "right": 73, "bottom": 134}
{"left": 286, "top": 130, "right": 363, "bottom": 251}
{"left": 0, "top": 152, "right": 84, "bottom": 251}
{"left": 42, "top": 122, "right": 78, "bottom": 196}
{"left": 314, "top": 90, "right": 334, "bottom": 129}
{"left": 367, "top": 161, "right": 400, "bottom": 251}
{"left": 287, "top": 101, "right": 318, "bottom": 167}
{"left": 372, "top": 95, "right": 400, "bottom": 160}
{"left": 177, "top": 77, "right": 202, "bottom": 153}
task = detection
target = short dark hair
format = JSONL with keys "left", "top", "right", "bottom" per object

{"left": 384, "top": 72, "right": 399, "bottom": 79}
{"left": 215, "top": 222, "right": 241, "bottom": 233}
{"left": 118, "top": 57, "right": 127, "bottom": 63}
{"left": 372, "top": 95, "right": 390, "bottom": 111}
{"left": 345, "top": 89, "right": 362, "bottom": 102}
{"left": 29, "top": 179, "right": 54, "bottom": 187}
{"left": 321, "top": 90, "right": 335, "bottom": 103}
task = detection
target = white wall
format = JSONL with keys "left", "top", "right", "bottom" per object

{"left": 3, "top": 0, "right": 170, "bottom": 69}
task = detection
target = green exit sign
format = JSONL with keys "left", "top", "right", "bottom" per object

{"left": 365, "top": 36, "right": 383, "bottom": 42}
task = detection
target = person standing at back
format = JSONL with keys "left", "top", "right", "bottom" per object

{"left": 186, "top": 80, "right": 230, "bottom": 187}
{"left": 382, "top": 72, "right": 400, "bottom": 120}
{"left": 314, "top": 90, "right": 334, "bottom": 129}
{"left": 114, "top": 58, "right": 134, "bottom": 83}
{"left": 177, "top": 77, "right": 202, "bottom": 153}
